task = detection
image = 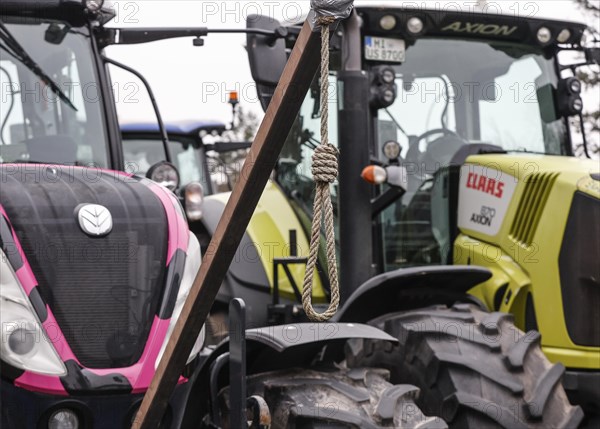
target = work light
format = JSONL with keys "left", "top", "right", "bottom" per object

{"left": 380, "top": 15, "right": 397, "bottom": 31}
{"left": 557, "top": 77, "right": 584, "bottom": 117}
{"left": 407, "top": 17, "right": 424, "bottom": 35}
{"left": 370, "top": 66, "right": 398, "bottom": 109}
{"left": 537, "top": 27, "right": 552, "bottom": 44}
{"left": 557, "top": 29, "right": 572, "bottom": 44}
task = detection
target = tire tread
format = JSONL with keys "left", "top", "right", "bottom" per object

{"left": 346, "top": 305, "right": 583, "bottom": 429}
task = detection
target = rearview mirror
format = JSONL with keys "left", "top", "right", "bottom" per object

{"left": 247, "top": 14, "right": 288, "bottom": 111}
{"left": 537, "top": 83, "right": 559, "bottom": 123}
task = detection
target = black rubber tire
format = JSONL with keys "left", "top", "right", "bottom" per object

{"left": 345, "top": 304, "right": 584, "bottom": 429}
{"left": 217, "top": 366, "right": 447, "bottom": 428}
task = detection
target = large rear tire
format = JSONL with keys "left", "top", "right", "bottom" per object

{"left": 217, "top": 366, "right": 447, "bottom": 428}
{"left": 345, "top": 304, "right": 584, "bottom": 429}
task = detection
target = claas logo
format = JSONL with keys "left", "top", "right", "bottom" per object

{"left": 466, "top": 172, "right": 505, "bottom": 199}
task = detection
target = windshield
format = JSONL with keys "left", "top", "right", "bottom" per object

{"left": 123, "top": 138, "right": 210, "bottom": 193}
{"left": 278, "top": 74, "right": 339, "bottom": 218}
{"left": 277, "top": 38, "right": 570, "bottom": 279}
{"left": 0, "top": 19, "right": 108, "bottom": 166}
{"left": 375, "top": 38, "right": 569, "bottom": 272}
{"left": 379, "top": 38, "right": 567, "bottom": 161}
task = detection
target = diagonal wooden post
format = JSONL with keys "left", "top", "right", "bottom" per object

{"left": 133, "top": 19, "right": 322, "bottom": 428}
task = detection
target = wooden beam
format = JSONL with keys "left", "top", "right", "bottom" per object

{"left": 133, "top": 19, "right": 321, "bottom": 428}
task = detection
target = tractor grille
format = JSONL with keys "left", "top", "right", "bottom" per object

{"left": 559, "top": 192, "right": 600, "bottom": 347}
{"left": 1, "top": 167, "right": 168, "bottom": 369}
{"left": 19, "top": 232, "right": 165, "bottom": 368}
{"left": 510, "top": 173, "right": 559, "bottom": 247}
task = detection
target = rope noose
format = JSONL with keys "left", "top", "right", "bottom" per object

{"left": 302, "top": 15, "right": 340, "bottom": 322}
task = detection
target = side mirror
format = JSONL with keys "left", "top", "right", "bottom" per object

{"left": 247, "top": 14, "right": 288, "bottom": 111}
{"left": 586, "top": 47, "right": 600, "bottom": 65}
{"left": 537, "top": 83, "right": 559, "bottom": 123}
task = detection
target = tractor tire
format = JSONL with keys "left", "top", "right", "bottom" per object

{"left": 217, "top": 366, "right": 447, "bottom": 428}
{"left": 345, "top": 304, "right": 584, "bottom": 429}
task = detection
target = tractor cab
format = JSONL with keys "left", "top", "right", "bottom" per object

{"left": 248, "top": 4, "right": 599, "bottom": 287}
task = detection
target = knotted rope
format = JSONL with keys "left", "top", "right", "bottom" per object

{"left": 302, "top": 15, "right": 340, "bottom": 322}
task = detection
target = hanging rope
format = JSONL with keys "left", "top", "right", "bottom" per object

{"left": 302, "top": 16, "right": 340, "bottom": 322}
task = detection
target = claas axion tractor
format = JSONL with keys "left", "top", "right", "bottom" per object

{"left": 234, "top": 3, "right": 599, "bottom": 427}
{"left": 189, "top": 3, "right": 600, "bottom": 428}
{"left": 0, "top": 1, "right": 454, "bottom": 428}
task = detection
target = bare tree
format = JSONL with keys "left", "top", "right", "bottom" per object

{"left": 574, "top": 0, "right": 600, "bottom": 16}
{"left": 210, "top": 106, "right": 260, "bottom": 191}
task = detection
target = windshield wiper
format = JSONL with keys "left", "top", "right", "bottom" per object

{"left": 0, "top": 20, "right": 77, "bottom": 111}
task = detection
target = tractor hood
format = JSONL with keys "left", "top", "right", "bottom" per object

{"left": 457, "top": 154, "right": 599, "bottom": 242}
{"left": 456, "top": 154, "right": 600, "bottom": 349}
{"left": 0, "top": 164, "right": 191, "bottom": 395}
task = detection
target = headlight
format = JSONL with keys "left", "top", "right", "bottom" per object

{"left": 155, "top": 234, "right": 204, "bottom": 368}
{"left": 48, "top": 409, "right": 80, "bottom": 429}
{"left": 382, "top": 140, "right": 402, "bottom": 161}
{"left": 1, "top": 251, "right": 66, "bottom": 376}
{"left": 83, "top": 0, "right": 104, "bottom": 12}
{"left": 147, "top": 161, "right": 180, "bottom": 192}
{"left": 184, "top": 182, "right": 205, "bottom": 221}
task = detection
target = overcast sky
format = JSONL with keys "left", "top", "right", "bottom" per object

{"left": 105, "top": 1, "right": 599, "bottom": 127}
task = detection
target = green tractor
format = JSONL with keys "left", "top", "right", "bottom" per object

{"left": 121, "top": 4, "right": 599, "bottom": 427}
{"left": 204, "top": 4, "right": 599, "bottom": 428}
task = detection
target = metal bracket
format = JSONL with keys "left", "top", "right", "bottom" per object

{"left": 229, "top": 299, "right": 247, "bottom": 429}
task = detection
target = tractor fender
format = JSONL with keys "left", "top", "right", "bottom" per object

{"left": 176, "top": 323, "right": 396, "bottom": 427}
{"left": 200, "top": 197, "right": 271, "bottom": 300}
{"left": 200, "top": 196, "right": 274, "bottom": 330}
{"left": 197, "top": 323, "right": 396, "bottom": 381}
{"left": 333, "top": 265, "right": 492, "bottom": 323}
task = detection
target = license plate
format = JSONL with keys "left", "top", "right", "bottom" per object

{"left": 364, "top": 36, "right": 406, "bottom": 63}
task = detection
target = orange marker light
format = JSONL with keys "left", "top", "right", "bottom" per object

{"left": 228, "top": 91, "right": 239, "bottom": 105}
{"left": 361, "top": 165, "right": 387, "bottom": 185}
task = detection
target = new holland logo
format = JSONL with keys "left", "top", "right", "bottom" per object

{"left": 76, "top": 204, "right": 113, "bottom": 237}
